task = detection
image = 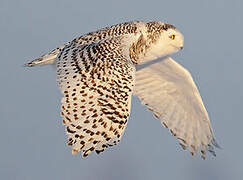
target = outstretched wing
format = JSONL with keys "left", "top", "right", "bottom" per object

{"left": 134, "top": 57, "right": 219, "bottom": 159}
{"left": 56, "top": 38, "right": 135, "bottom": 157}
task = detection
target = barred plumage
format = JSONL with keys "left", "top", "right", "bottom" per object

{"left": 25, "top": 21, "right": 219, "bottom": 159}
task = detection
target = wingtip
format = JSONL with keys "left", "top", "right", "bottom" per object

{"left": 212, "top": 138, "right": 222, "bottom": 149}
{"left": 72, "top": 149, "right": 79, "bottom": 155}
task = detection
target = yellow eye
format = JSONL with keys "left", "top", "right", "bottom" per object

{"left": 169, "top": 34, "right": 175, "bottom": 40}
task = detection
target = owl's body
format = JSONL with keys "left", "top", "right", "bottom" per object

{"left": 26, "top": 21, "right": 219, "bottom": 158}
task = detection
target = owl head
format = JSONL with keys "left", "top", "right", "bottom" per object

{"left": 131, "top": 21, "right": 184, "bottom": 64}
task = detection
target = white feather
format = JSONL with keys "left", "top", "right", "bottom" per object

{"left": 134, "top": 57, "right": 219, "bottom": 158}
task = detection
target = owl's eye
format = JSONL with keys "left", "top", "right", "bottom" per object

{"left": 169, "top": 34, "right": 175, "bottom": 40}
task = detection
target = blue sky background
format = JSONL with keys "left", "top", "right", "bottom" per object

{"left": 1, "top": 0, "right": 243, "bottom": 179}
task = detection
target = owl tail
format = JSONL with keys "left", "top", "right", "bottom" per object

{"left": 24, "top": 44, "right": 67, "bottom": 67}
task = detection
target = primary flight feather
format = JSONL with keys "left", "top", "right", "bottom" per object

{"left": 25, "top": 21, "right": 219, "bottom": 159}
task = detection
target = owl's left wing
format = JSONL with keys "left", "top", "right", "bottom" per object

{"left": 56, "top": 38, "right": 135, "bottom": 157}
{"left": 134, "top": 57, "right": 219, "bottom": 159}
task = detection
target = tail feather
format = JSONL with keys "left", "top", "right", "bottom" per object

{"left": 25, "top": 45, "right": 66, "bottom": 67}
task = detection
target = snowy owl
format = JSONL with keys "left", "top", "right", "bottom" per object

{"left": 25, "top": 21, "right": 219, "bottom": 159}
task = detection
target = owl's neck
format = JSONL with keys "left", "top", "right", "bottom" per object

{"left": 129, "top": 34, "right": 173, "bottom": 65}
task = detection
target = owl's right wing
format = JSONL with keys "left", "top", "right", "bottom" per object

{"left": 134, "top": 57, "right": 219, "bottom": 159}
{"left": 56, "top": 38, "right": 135, "bottom": 157}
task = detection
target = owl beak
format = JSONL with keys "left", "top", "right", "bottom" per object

{"left": 180, "top": 46, "right": 183, "bottom": 50}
